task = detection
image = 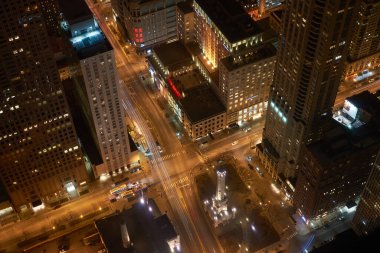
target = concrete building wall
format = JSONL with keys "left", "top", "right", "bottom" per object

{"left": 219, "top": 53, "right": 275, "bottom": 124}
{"left": 183, "top": 112, "right": 226, "bottom": 140}
{"left": 177, "top": 6, "right": 195, "bottom": 43}
{"left": 80, "top": 50, "right": 130, "bottom": 175}
{"left": 0, "top": 0, "right": 89, "bottom": 211}
{"left": 260, "top": 0, "right": 359, "bottom": 179}
{"left": 294, "top": 142, "right": 379, "bottom": 221}
{"left": 352, "top": 151, "right": 380, "bottom": 236}
{"left": 122, "top": 0, "right": 185, "bottom": 51}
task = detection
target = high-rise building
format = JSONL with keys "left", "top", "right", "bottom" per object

{"left": 219, "top": 44, "right": 276, "bottom": 124}
{"left": 294, "top": 92, "right": 380, "bottom": 223}
{"left": 194, "top": 0, "right": 264, "bottom": 68}
{"left": 115, "top": 0, "right": 185, "bottom": 52}
{"left": 344, "top": 0, "right": 380, "bottom": 79}
{"left": 40, "top": 0, "right": 61, "bottom": 35}
{"left": 352, "top": 151, "right": 380, "bottom": 236}
{"left": 258, "top": 0, "right": 359, "bottom": 183}
{"left": 257, "top": 0, "right": 283, "bottom": 16}
{"left": 60, "top": 0, "right": 131, "bottom": 176}
{"left": 194, "top": 0, "right": 276, "bottom": 125}
{"left": 177, "top": 1, "right": 195, "bottom": 44}
{"left": 0, "top": 0, "right": 90, "bottom": 212}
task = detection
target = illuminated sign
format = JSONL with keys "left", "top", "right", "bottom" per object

{"left": 343, "top": 100, "right": 358, "bottom": 120}
{"left": 167, "top": 77, "right": 182, "bottom": 99}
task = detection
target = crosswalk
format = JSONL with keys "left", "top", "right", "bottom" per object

{"left": 165, "top": 176, "right": 190, "bottom": 191}
{"left": 157, "top": 150, "right": 186, "bottom": 161}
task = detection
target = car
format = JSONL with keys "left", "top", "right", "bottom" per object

{"left": 231, "top": 141, "right": 238, "bottom": 146}
{"left": 58, "top": 237, "right": 70, "bottom": 252}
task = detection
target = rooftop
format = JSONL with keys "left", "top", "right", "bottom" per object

{"left": 311, "top": 228, "right": 380, "bottom": 253}
{"left": 333, "top": 91, "right": 380, "bottom": 129}
{"left": 153, "top": 41, "right": 193, "bottom": 72}
{"left": 58, "top": 0, "right": 92, "bottom": 25}
{"left": 180, "top": 85, "right": 226, "bottom": 123}
{"left": 221, "top": 43, "right": 276, "bottom": 71}
{"left": 195, "top": 0, "right": 262, "bottom": 43}
{"left": 171, "top": 69, "right": 205, "bottom": 93}
{"left": 177, "top": 1, "right": 194, "bottom": 14}
{"left": 95, "top": 199, "right": 178, "bottom": 253}
{"left": 308, "top": 116, "right": 380, "bottom": 166}
{"left": 70, "top": 29, "right": 113, "bottom": 59}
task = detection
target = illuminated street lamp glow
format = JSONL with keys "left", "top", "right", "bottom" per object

{"left": 149, "top": 206, "right": 153, "bottom": 212}
{"left": 251, "top": 224, "right": 256, "bottom": 231}
{"left": 271, "top": 183, "right": 281, "bottom": 194}
{"left": 140, "top": 197, "right": 145, "bottom": 204}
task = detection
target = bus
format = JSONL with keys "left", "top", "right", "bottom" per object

{"left": 120, "top": 189, "right": 135, "bottom": 199}
{"left": 110, "top": 184, "right": 128, "bottom": 196}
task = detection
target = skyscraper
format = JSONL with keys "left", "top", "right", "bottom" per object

{"left": 352, "top": 151, "right": 380, "bottom": 236}
{"left": 0, "top": 0, "right": 89, "bottom": 212}
{"left": 294, "top": 91, "right": 380, "bottom": 223}
{"left": 60, "top": 0, "right": 131, "bottom": 176}
{"left": 344, "top": 0, "right": 380, "bottom": 79}
{"left": 258, "top": 0, "right": 359, "bottom": 183}
{"left": 113, "top": 0, "right": 186, "bottom": 52}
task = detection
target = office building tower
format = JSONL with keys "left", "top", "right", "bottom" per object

{"left": 257, "top": 0, "right": 283, "bottom": 16}
{"left": 294, "top": 91, "right": 380, "bottom": 223}
{"left": 258, "top": 0, "right": 359, "bottom": 182}
{"left": 117, "top": 0, "right": 185, "bottom": 52}
{"left": 344, "top": 0, "right": 380, "bottom": 79}
{"left": 0, "top": 0, "right": 90, "bottom": 212}
{"left": 177, "top": 1, "right": 195, "bottom": 44}
{"left": 194, "top": 0, "right": 276, "bottom": 125}
{"left": 60, "top": 0, "right": 131, "bottom": 176}
{"left": 194, "top": 0, "right": 264, "bottom": 68}
{"left": 40, "top": 0, "right": 61, "bottom": 35}
{"left": 352, "top": 151, "right": 380, "bottom": 236}
{"left": 219, "top": 44, "right": 276, "bottom": 124}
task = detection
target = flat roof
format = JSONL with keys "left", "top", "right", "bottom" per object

{"left": 180, "top": 85, "right": 226, "bottom": 123}
{"left": 195, "top": 0, "right": 262, "bottom": 43}
{"left": 95, "top": 199, "right": 177, "bottom": 253}
{"left": 346, "top": 91, "right": 380, "bottom": 115}
{"left": 70, "top": 29, "right": 113, "bottom": 59}
{"left": 153, "top": 41, "right": 193, "bottom": 72}
{"left": 307, "top": 117, "right": 380, "bottom": 166}
{"left": 172, "top": 69, "right": 204, "bottom": 93}
{"left": 221, "top": 43, "right": 276, "bottom": 71}
{"left": 311, "top": 228, "right": 380, "bottom": 253}
{"left": 58, "top": 0, "right": 93, "bottom": 24}
{"left": 177, "top": 1, "right": 193, "bottom": 14}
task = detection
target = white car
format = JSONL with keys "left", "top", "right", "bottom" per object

{"left": 231, "top": 141, "right": 238, "bottom": 146}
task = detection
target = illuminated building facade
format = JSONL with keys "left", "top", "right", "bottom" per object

{"left": 177, "top": 1, "right": 195, "bottom": 44}
{"left": 352, "top": 151, "right": 380, "bottom": 236}
{"left": 257, "top": 0, "right": 283, "bottom": 16}
{"left": 344, "top": 0, "right": 380, "bottom": 78}
{"left": 194, "top": 0, "right": 264, "bottom": 68}
{"left": 294, "top": 92, "right": 380, "bottom": 223}
{"left": 219, "top": 44, "right": 276, "bottom": 124}
{"left": 149, "top": 41, "right": 226, "bottom": 140}
{"left": 0, "top": 0, "right": 90, "bottom": 211}
{"left": 194, "top": 0, "right": 276, "bottom": 125}
{"left": 119, "top": 0, "right": 185, "bottom": 51}
{"left": 258, "top": 0, "right": 359, "bottom": 182}
{"left": 62, "top": 0, "right": 131, "bottom": 176}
